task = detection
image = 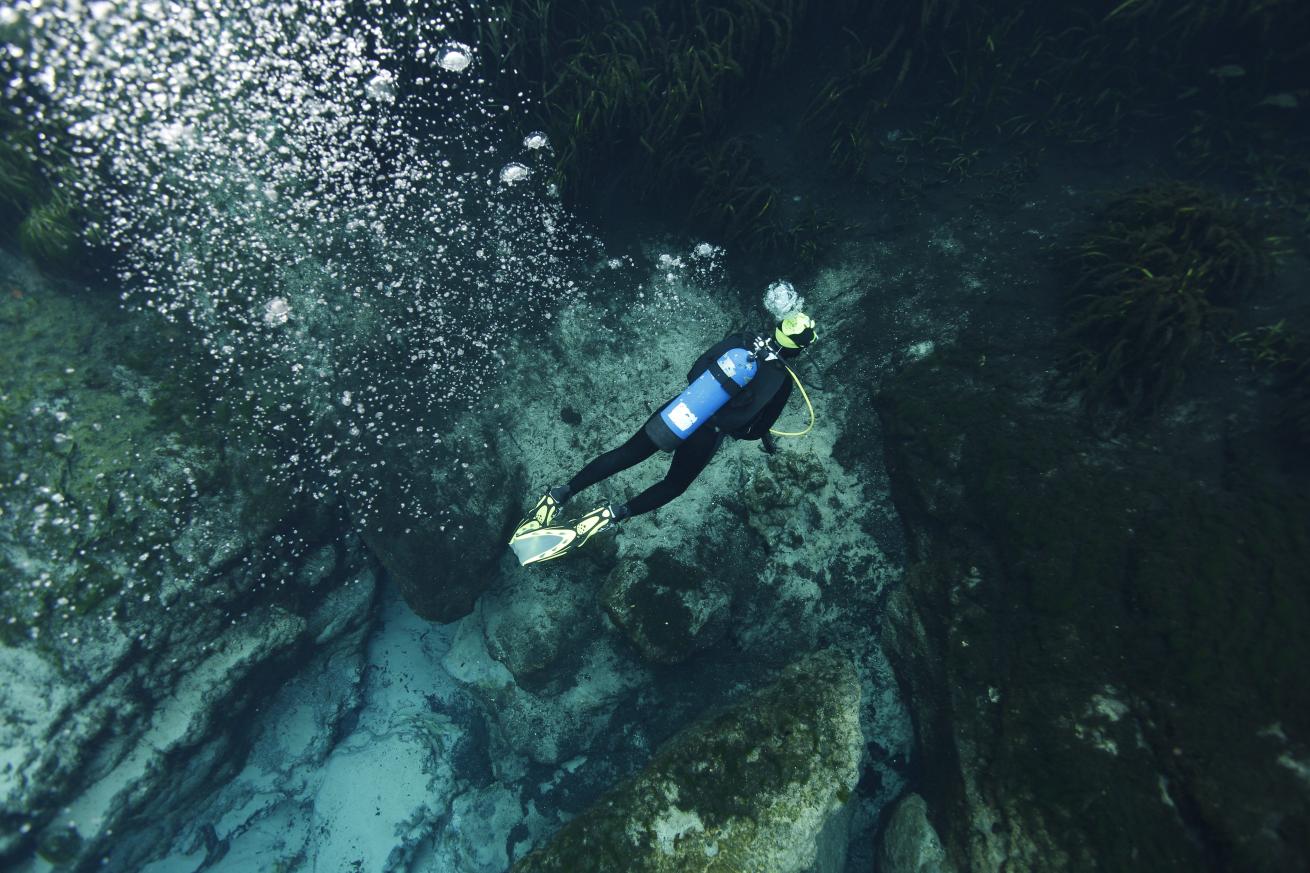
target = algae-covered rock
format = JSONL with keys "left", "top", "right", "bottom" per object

{"left": 876, "top": 793, "right": 955, "bottom": 873}
{"left": 875, "top": 347, "right": 1310, "bottom": 872}
{"left": 482, "top": 563, "right": 599, "bottom": 687}
{"left": 444, "top": 603, "right": 648, "bottom": 767}
{"left": 743, "top": 451, "right": 828, "bottom": 547}
{"left": 0, "top": 253, "right": 374, "bottom": 870}
{"left": 601, "top": 549, "right": 731, "bottom": 664}
{"left": 510, "top": 649, "right": 863, "bottom": 873}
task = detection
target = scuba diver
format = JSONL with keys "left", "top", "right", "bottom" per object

{"left": 508, "top": 307, "right": 817, "bottom": 566}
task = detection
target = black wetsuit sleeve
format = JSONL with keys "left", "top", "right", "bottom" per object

{"left": 737, "top": 376, "right": 792, "bottom": 440}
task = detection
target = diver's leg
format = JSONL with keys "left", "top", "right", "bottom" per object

{"left": 560, "top": 425, "right": 658, "bottom": 500}
{"left": 621, "top": 427, "right": 720, "bottom": 517}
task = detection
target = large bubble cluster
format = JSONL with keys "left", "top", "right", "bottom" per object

{"left": 2, "top": 0, "right": 590, "bottom": 532}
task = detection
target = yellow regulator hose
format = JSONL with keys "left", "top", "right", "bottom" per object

{"left": 769, "top": 362, "right": 816, "bottom": 438}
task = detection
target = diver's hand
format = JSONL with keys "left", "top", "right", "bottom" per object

{"left": 761, "top": 432, "right": 778, "bottom": 455}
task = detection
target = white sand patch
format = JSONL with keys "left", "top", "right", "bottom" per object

{"left": 651, "top": 806, "right": 705, "bottom": 854}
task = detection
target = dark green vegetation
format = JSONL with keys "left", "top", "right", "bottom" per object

{"left": 1063, "top": 183, "right": 1274, "bottom": 419}
{"left": 877, "top": 347, "right": 1310, "bottom": 872}
{"left": 479, "top": 0, "right": 1310, "bottom": 265}
{"left": 1, "top": 15, "right": 108, "bottom": 274}
{"left": 477, "top": 0, "right": 824, "bottom": 259}
{"left": 0, "top": 105, "right": 100, "bottom": 273}
{"left": 1230, "top": 319, "right": 1310, "bottom": 448}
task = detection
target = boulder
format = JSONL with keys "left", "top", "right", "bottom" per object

{"left": 355, "top": 424, "right": 523, "bottom": 623}
{"left": 876, "top": 793, "right": 955, "bottom": 873}
{"left": 510, "top": 649, "right": 864, "bottom": 872}
{"left": 601, "top": 550, "right": 731, "bottom": 664}
{"left": 482, "top": 565, "right": 600, "bottom": 688}
{"left": 444, "top": 604, "right": 648, "bottom": 767}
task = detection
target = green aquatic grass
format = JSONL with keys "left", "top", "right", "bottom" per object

{"left": 1231, "top": 320, "right": 1310, "bottom": 448}
{"left": 17, "top": 194, "right": 79, "bottom": 265}
{"left": 479, "top": 1, "right": 1306, "bottom": 259}
{"left": 1063, "top": 182, "right": 1274, "bottom": 420}
{"left": 1, "top": 105, "right": 103, "bottom": 273}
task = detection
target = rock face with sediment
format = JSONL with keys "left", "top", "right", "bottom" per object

{"left": 510, "top": 649, "right": 864, "bottom": 873}
{"left": 600, "top": 549, "right": 731, "bottom": 664}
{"left": 354, "top": 420, "right": 523, "bottom": 623}
{"left": 0, "top": 255, "right": 378, "bottom": 870}
{"left": 876, "top": 793, "right": 955, "bottom": 873}
{"left": 743, "top": 450, "right": 828, "bottom": 549}
{"left": 874, "top": 346, "right": 1310, "bottom": 872}
{"left": 444, "top": 578, "right": 649, "bottom": 767}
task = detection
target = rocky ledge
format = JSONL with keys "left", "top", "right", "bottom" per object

{"left": 0, "top": 254, "right": 377, "bottom": 871}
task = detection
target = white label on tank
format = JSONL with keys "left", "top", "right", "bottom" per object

{"left": 668, "top": 402, "right": 697, "bottom": 432}
{"left": 717, "top": 354, "right": 736, "bottom": 377}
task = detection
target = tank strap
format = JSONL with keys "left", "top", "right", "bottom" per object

{"left": 709, "top": 360, "right": 745, "bottom": 397}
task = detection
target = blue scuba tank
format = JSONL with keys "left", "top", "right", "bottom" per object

{"left": 645, "top": 346, "right": 759, "bottom": 451}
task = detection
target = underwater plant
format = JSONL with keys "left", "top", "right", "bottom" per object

{"left": 1063, "top": 182, "right": 1274, "bottom": 419}
{"left": 472, "top": 0, "right": 1310, "bottom": 266}
{"left": 1231, "top": 320, "right": 1310, "bottom": 449}
{"left": 1, "top": 105, "right": 45, "bottom": 212}
{"left": 17, "top": 193, "right": 80, "bottom": 264}
{"left": 1, "top": 104, "right": 103, "bottom": 272}
{"left": 477, "top": 0, "right": 820, "bottom": 255}
{"left": 1287, "top": 376, "right": 1310, "bottom": 451}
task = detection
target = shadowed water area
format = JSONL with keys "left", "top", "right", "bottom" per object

{"left": 0, "top": 1, "right": 1307, "bottom": 871}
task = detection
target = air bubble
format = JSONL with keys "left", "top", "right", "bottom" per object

{"left": 365, "top": 70, "right": 396, "bottom": 104}
{"left": 263, "top": 297, "right": 291, "bottom": 325}
{"left": 437, "top": 42, "right": 473, "bottom": 72}
{"left": 499, "top": 162, "right": 530, "bottom": 184}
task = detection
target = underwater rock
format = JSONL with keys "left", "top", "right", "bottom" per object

{"left": 104, "top": 569, "right": 379, "bottom": 872}
{"left": 875, "top": 793, "right": 955, "bottom": 873}
{"left": 510, "top": 649, "right": 863, "bottom": 872}
{"left": 482, "top": 564, "right": 600, "bottom": 688}
{"left": 875, "top": 347, "right": 1310, "bottom": 872}
{"left": 132, "top": 584, "right": 542, "bottom": 873}
{"left": 0, "top": 255, "right": 376, "bottom": 870}
{"left": 743, "top": 450, "right": 828, "bottom": 548}
{"left": 355, "top": 500, "right": 494, "bottom": 624}
{"left": 355, "top": 426, "right": 521, "bottom": 623}
{"left": 600, "top": 549, "right": 731, "bottom": 664}
{"left": 35, "top": 824, "right": 82, "bottom": 864}
{"left": 444, "top": 603, "right": 648, "bottom": 767}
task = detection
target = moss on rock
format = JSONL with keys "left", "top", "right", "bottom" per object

{"left": 601, "top": 549, "right": 731, "bottom": 664}
{"left": 875, "top": 349, "right": 1310, "bottom": 872}
{"left": 0, "top": 268, "right": 213, "bottom": 643}
{"left": 743, "top": 450, "right": 828, "bottom": 548}
{"left": 511, "top": 649, "right": 863, "bottom": 872}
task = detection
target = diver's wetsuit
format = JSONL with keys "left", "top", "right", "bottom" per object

{"left": 564, "top": 334, "right": 794, "bottom": 517}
